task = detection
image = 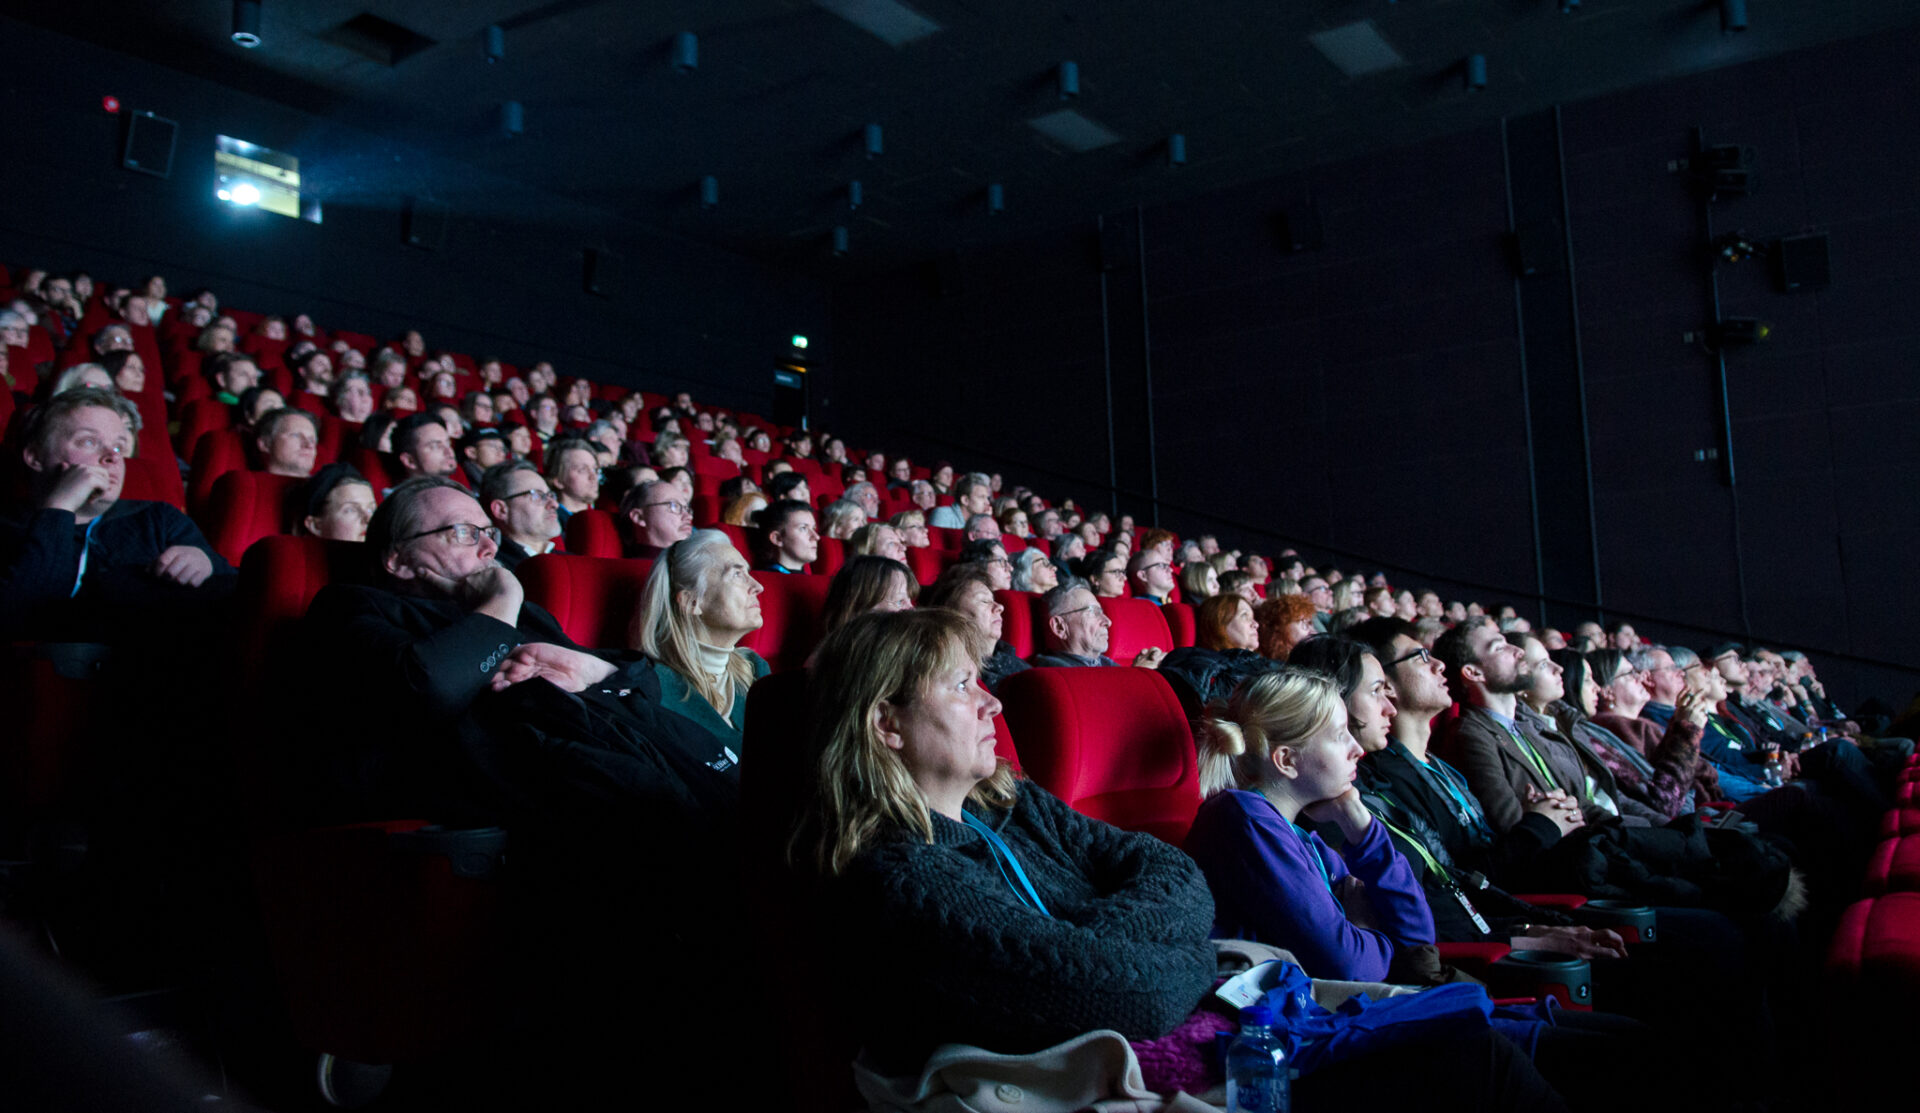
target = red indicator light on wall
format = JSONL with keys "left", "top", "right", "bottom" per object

{"left": 102, "top": 95, "right": 121, "bottom": 113}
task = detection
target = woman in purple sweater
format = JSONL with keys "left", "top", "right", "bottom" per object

{"left": 1185, "top": 669, "right": 1434, "bottom": 982}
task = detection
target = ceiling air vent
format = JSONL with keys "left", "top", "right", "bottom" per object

{"left": 323, "top": 13, "right": 438, "bottom": 66}
{"left": 1027, "top": 109, "right": 1121, "bottom": 153}
{"left": 815, "top": 0, "right": 942, "bottom": 47}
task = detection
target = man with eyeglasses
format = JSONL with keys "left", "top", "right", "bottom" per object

{"left": 1028, "top": 580, "right": 1164, "bottom": 670}
{"left": 480, "top": 461, "right": 561, "bottom": 572}
{"left": 1300, "top": 576, "right": 1336, "bottom": 632}
{"left": 618, "top": 478, "right": 694, "bottom": 560}
{"left": 1126, "top": 548, "right": 1176, "bottom": 606}
{"left": 961, "top": 513, "right": 1000, "bottom": 544}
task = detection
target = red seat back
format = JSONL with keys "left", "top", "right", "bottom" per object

{"left": 564, "top": 509, "right": 624, "bottom": 559}
{"left": 994, "top": 589, "right": 1039, "bottom": 659}
{"left": 121, "top": 453, "right": 186, "bottom": 511}
{"left": 813, "top": 536, "right": 847, "bottom": 577}
{"left": 1098, "top": 596, "right": 1174, "bottom": 662}
{"left": 1163, "top": 603, "right": 1198, "bottom": 649}
{"left": 206, "top": 470, "right": 304, "bottom": 566}
{"left": 1864, "top": 836, "right": 1920, "bottom": 898}
{"left": 996, "top": 667, "right": 1201, "bottom": 845}
{"left": 906, "top": 546, "right": 954, "bottom": 586}
{"left": 234, "top": 536, "right": 373, "bottom": 686}
{"left": 188, "top": 429, "right": 250, "bottom": 517}
{"left": 518, "top": 553, "right": 654, "bottom": 649}
{"left": 742, "top": 571, "right": 829, "bottom": 673}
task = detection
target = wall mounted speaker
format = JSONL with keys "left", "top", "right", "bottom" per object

{"left": 122, "top": 111, "right": 178, "bottom": 178}
{"left": 402, "top": 197, "right": 448, "bottom": 250}
{"left": 1773, "top": 234, "right": 1830, "bottom": 292}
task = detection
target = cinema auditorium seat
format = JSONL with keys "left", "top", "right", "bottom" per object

{"left": 204, "top": 470, "right": 303, "bottom": 566}
{"left": 995, "top": 667, "right": 1201, "bottom": 846}
{"left": 744, "top": 570, "right": 830, "bottom": 673}
{"left": 995, "top": 589, "right": 1038, "bottom": 658}
{"left": 563, "top": 508, "right": 623, "bottom": 559}
{"left": 1862, "top": 835, "right": 1920, "bottom": 897}
{"left": 518, "top": 553, "right": 653, "bottom": 649}
{"left": 1098, "top": 595, "right": 1175, "bottom": 663}
{"left": 1163, "top": 602, "right": 1198, "bottom": 649}
{"left": 120, "top": 452, "right": 186, "bottom": 511}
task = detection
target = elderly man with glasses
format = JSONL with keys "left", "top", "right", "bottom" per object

{"left": 480, "top": 460, "right": 562, "bottom": 572}
{"left": 1028, "top": 579, "right": 1164, "bottom": 669}
{"left": 618, "top": 478, "right": 694, "bottom": 560}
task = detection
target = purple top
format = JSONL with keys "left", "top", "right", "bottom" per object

{"left": 1185, "top": 789, "right": 1435, "bottom": 982}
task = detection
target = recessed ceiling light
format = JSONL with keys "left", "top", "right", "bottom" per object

{"left": 1308, "top": 21, "right": 1406, "bottom": 78}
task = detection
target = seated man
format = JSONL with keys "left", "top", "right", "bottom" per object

{"left": 203, "top": 352, "right": 260, "bottom": 405}
{"left": 1, "top": 388, "right": 235, "bottom": 642}
{"left": 1028, "top": 579, "right": 1164, "bottom": 669}
{"left": 480, "top": 460, "right": 561, "bottom": 572}
{"left": 928, "top": 472, "right": 991, "bottom": 529}
{"left": 1127, "top": 547, "right": 1176, "bottom": 605}
{"left": 1436, "top": 621, "right": 1643, "bottom": 833}
{"left": 961, "top": 512, "right": 1000, "bottom": 543}
{"left": 618, "top": 478, "right": 694, "bottom": 560}
{"left": 460, "top": 427, "right": 511, "bottom": 486}
{"left": 1033, "top": 507, "right": 1064, "bottom": 541}
{"left": 254, "top": 408, "right": 320, "bottom": 479}
{"left": 390, "top": 412, "right": 460, "bottom": 486}
{"left": 544, "top": 436, "right": 602, "bottom": 522}
{"left": 756, "top": 499, "right": 818, "bottom": 574}
{"left": 843, "top": 481, "right": 881, "bottom": 520}
{"left": 908, "top": 479, "right": 937, "bottom": 512}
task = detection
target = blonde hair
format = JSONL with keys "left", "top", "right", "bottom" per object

{"left": 1194, "top": 671, "right": 1340, "bottom": 797}
{"left": 630, "top": 530, "right": 759, "bottom": 716}
{"left": 797, "top": 608, "right": 1018, "bottom": 875}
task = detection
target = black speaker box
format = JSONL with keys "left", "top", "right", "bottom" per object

{"left": 402, "top": 197, "right": 447, "bottom": 250}
{"left": 1774, "top": 234, "right": 1830, "bottom": 292}
{"left": 583, "top": 248, "right": 620, "bottom": 297}
{"left": 122, "top": 111, "right": 177, "bottom": 179}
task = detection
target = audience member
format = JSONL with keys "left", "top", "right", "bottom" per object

{"left": 293, "top": 463, "right": 376, "bottom": 542}
{"left": 254, "top": 408, "right": 320, "bottom": 478}
{"left": 956, "top": 537, "right": 1013, "bottom": 591}
{"left": 820, "top": 499, "right": 866, "bottom": 540}
{"left": 821, "top": 556, "right": 917, "bottom": 635}
{"left": 1178, "top": 559, "right": 1218, "bottom": 602}
{"left": 618, "top": 478, "right": 694, "bottom": 560}
{"left": 1080, "top": 547, "right": 1128, "bottom": 598}
{"left": 479, "top": 460, "right": 561, "bottom": 571}
{"left": 920, "top": 561, "right": 1028, "bottom": 691}
{"left": 629, "top": 531, "right": 769, "bottom": 760}
{"left": 847, "top": 522, "right": 908, "bottom": 562}
{"left": 1127, "top": 547, "right": 1175, "bottom": 605}
{"left": 1009, "top": 547, "right": 1058, "bottom": 593}
{"left": 1253, "top": 592, "right": 1318, "bottom": 661}
{"left": 889, "top": 509, "right": 931, "bottom": 549}
{"left": 928, "top": 472, "right": 991, "bottom": 529}
{"left": 756, "top": 499, "right": 818, "bottom": 574}
{"left": 1158, "top": 593, "right": 1282, "bottom": 707}
{"left": 543, "top": 436, "right": 601, "bottom": 520}
{"left": 390, "top": 412, "right": 459, "bottom": 485}
{"left": 1029, "top": 579, "right": 1163, "bottom": 669}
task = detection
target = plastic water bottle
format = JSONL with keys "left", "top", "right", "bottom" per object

{"left": 1224, "top": 1006, "right": 1290, "bottom": 1113}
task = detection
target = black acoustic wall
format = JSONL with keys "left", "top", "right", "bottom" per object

{"left": 831, "top": 28, "right": 1920, "bottom": 708}
{"left": 0, "top": 16, "right": 826, "bottom": 415}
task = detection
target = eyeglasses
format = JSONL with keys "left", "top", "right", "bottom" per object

{"left": 398, "top": 522, "right": 501, "bottom": 547}
{"left": 988, "top": 556, "right": 1012, "bottom": 568}
{"left": 505, "top": 488, "right": 558, "bottom": 505}
{"left": 1140, "top": 561, "right": 1170, "bottom": 573}
{"left": 1389, "top": 647, "right": 1432, "bottom": 667}
{"left": 644, "top": 500, "right": 692, "bottom": 516}
{"left": 1055, "top": 603, "right": 1106, "bottom": 619}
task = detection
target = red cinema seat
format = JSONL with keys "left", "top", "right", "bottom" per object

{"left": 1000, "top": 534, "right": 1026, "bottom": 554}
{"left": 906, "top": 546, "right": 954, "bottom": 586}
{"left": 928, "top": 526, "right": 963, "bottom": 551}
{"left": 742, "top": 571, "right": 829, "bottom": 673}
{"left": 813, "top": 537, "right": 847, "bottom": 577}
{"left": 1099, "top": 596, "right": 1174, "bottom": 662}
{"left": 341, "top": 446, "right": 396, "bottom": 495}
{"left": 205, "top": 470, "right": 304, "bottom": 566}
{"left": 994, "top": 589, "right": 1039, "bottom": 659}
{"left": 1026, "top": 537, "right": 1050, "bottom": 557}
{"left": 564, "top": 509, "right": 623, "bottom": 559}
{"left": 174, "top": 397, "right": 235, "bottom": 462}
{"left": 1863, "top": 836, "right": 1920, "bottom": 897}
{"left": 996, "top": 667, "right": 1201, "bottom": 846}
{"left": 518, "top": 553, "right": 654, "bottom": 649}
{"left": 188, "top": 429, "right": 251, "bottom": 518}
{"left": 234, "top": 537, "right": 373, "bottom": 687}
{"left": 714, "top": 524, "right": 754, "bottom": 564}
{"left": 121, "top": 453, "right": 186, "bottom": 511}
{"left": 691, "top": 493, "right": 722, "bottom": 527}
{"left": 1163, "top": 603, "right": 1198, "bottom": 649}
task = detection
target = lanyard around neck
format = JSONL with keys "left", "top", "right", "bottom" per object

{"left": 70, "top": 515, "right": 102, "bottom": 598}
{"left": 1289, "top": 822, "right": 1334, "bottom": 894}
{"left": 963, "top": 812, "right": 1051, "bottom": 917}
{"left": 1497, "top": 718, "right": 1561, "bottom": 789}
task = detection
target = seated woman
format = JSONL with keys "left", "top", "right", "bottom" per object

{"left": 46, "top": 363, "right": 114, "bottom": 397}
{"left": 292, "top": 463, "right": 377, "bottom": 542}
{"left": 630, "top": 530, "right": 769, "bottom": 759}
{"left": 799, "top": 610, "right": 1576, "bottom": 1111}
{"left": 1178, "top": 559, "right": 1218, "bottom": 603}
{"left": 820, "top": 555, "right": 916, "bottom": 636}
{"left": 888, "top": 509, "right": 931, "bottom": 549}
{"left": 1009, "top": 547, "right": 1058, "bottom": 593}
{"left": 1252, "top": 592, "right": 1317, "bottom": 662}
{"left": 99, "top": 350, "right": 146, "bottom": 396}
{"left": 1185, "top": 669, "right": 1434, "bottom": 982}
{"left": 820, "top": 498, "right": 866, "bottom": 541}
{"left": 920, "top": 562, "right": 1028, "bottom": 691}
{"left": 1159, "top": 593, "right": 1282, "bottom": 708}
{"left": 1549, "top": 648, "right": 1704, "bottom": 822}
{"left": 331, "top": 370, "right": 375, "bottom": 425}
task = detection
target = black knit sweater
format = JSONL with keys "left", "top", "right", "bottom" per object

{"left": 824, "top": 781, "right": 1218, "bottom": 1073}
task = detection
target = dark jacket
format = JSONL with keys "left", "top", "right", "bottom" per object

{"left": 825, "top": 782, "right": 1217, "bottom": 1074}
{"left": 1026, "top": 650, "right": 1115, "bottom": 668}
{"left": 0, "top": 499, "right": 235, "bottom": 641}
{"left": 980, "top": 639, "right": 1030, "bottom": 692}
{"left": 654, "top": 649, "right": 770, "bottom": 760}
{"left": 1361, "top": 741, "right": 1563, "bottom": 888}
{"left": 1158, "top": 645, "right": 1283, "bottom": 718}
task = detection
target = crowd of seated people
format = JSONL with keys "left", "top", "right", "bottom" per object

{"left": 3, "top": 260, "right": 1917, "bottom": 1109}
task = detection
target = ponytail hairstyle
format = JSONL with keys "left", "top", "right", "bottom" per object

{"left": 1194, "top": 670, "right": 1341, "bottom": 797}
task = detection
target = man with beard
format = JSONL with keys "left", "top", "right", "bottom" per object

{"left": 1435, "top": 619, "right": 1612, "bottom": 832}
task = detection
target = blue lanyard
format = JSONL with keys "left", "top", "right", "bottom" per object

{"left": 70, "top": 516, "right": 101, "bottom": 598}
{"left": 963, "top": 812, "right": 1051, "bottom": 917}
{"left": 1290, "top": 823, "right": 1334, "bottom": 894}
{"left": 1427, "top": 755, "right": 1496, "bottom": 842}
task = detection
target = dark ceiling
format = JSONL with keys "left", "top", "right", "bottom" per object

{"left": 13, "top": 0, "right": 1920, "bottom": 270}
